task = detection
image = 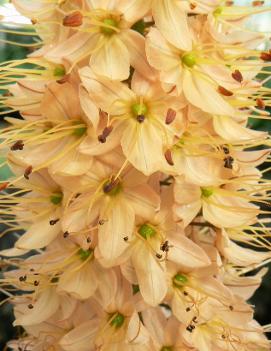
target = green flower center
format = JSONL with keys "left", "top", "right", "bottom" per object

{"left": 50, "top": 192, "right": 63, "bottom": 205}
{"left": 138, "top": 223, "right": 157, "bottom": 239}
{"left": 161, "top": 347, "right": 174, "bottom": 351}
{"left": 110, "top": 313, "right": 125, "bottom": 328}
{"left": 213, "top": 7, "right": 223, "bottom": 17}
{"left": 201, "top": 187, "right": 213, "bottom": 198}
{"left": 78, "top": 248, "right": 94, "bottom": 261}
{"left": 103, "top": 179, "right": 122, "bottom": 196}
{"left": 131, "top": 102, "right": 148, "bottom": 116}
{"left": 73, "top": 122, "right": 87, "bottom": 137}
{"left": 53, "top": 64, "right": 66, "bottom": 77}
{"left": 101, "top": 18, "right": 118, "bottom": 35}
{"left": 173, "top": 273, "right": 188, "bottom": 287}
{"left": 181, "top": 52, "right": 197, "bottom": 68}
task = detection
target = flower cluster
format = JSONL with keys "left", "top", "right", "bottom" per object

{"left": 0, "top": 1, "right": 271, "bottom": 350}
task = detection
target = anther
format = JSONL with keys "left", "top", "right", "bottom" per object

{"left": 218, "top": 85, "right": 234, "bottom": 96}
{"left": 98, "top": 219, "right": 106, "bottom": 225}
{"left": 49, "top": 219, "right": 60, "bottom": 226}
{"left": 192, "top": 316, "right": 198, "bottom": 323}
{"left": 10, "top": 140, "right": 24, "bottom": 151}
{"left": 222, "top": 334, "right": 226, "bottom": 339}
{"left": 160, "top": 240, "right": 170, "bottom": 252}
{"left": 190, "top": 2, "right": 197, "bottom": 9}
{"left": 186, "top": 307, "right": 191, "bottom": 312}
{"left": 256, "top": 98, "right": 265, "bottom": 110}
{"left": 98, "top": 125, "right": 113, "bottom": 143}
{"left": 260, "top": 50, "right": 271, "bottom": 61}
{"left": 0, "top": 182, "right": 9, "bottom": 192}
{"left": 34, "top": 280, "right": 39, "bottom": 286}
{"left": 156, "top": 253, "right": 162, "bottom": 259}
{"left": 63, "top": 231, "right": 69, "bottom": 238}
{"left": 183, "top": 291, "right": 188, "bottom": 296}
{"left": 231, "top": 70, "right": 243, "bottom": 83}
{"left": 229, "top": 305, "right": 234, "bottom": 311}
{"left": 28, "top": 304, "right": 34, "bottom": 309}
{"left": 252, "top": 0, "right": 264, "bottom": 6}
{"left": 19, "top": 275, "right": 27, "bottom": 282}
{"left": 87, "top": 237, "right": 91, "bottom": 243}
{"left": 24, "top": 166, "right": 32, "bottom": 180}
{"left": 165, "top": 108, "right": 176, "bottom": 125}
{"left": 136, "top": 114, "right": 145, "bottom": 123}
{"left": 224, "top": 156, "right": 234, "bottom": 169}
{"left": 123, "top": 236, "right": 129, "bottom": 242}
{"left": 63, "top": 11, "right": 83, "bottom": 27}
{"left": 186, "top": 325, "right": 193, "bottom": 333}
{"left": 103, "top": 179, "right": 121, "bottom": 196}
{"left": 164, "top": 149, "right": 174, "bottom": 166}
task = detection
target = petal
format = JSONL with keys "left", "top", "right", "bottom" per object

{"left": 183, "top": 69, "right": 235, "bottom": 116}
{"left": 167, "top": 233, "right": 211, "bottom": 268}
{"left": 79, "top": 67, "right": 135, "bottom": 114}
{"left": 132, "top": 241, "right": 167, "bottom": 306}
{"left": 118, "top": 0, "right": 151, "bottom": 23}
{"left": 15, "top": 213, "right": 61, "bottom": 250}
{"left": 90, "top": 36, "right": 130, "bottom": 80}
{"left": 120, "top": 30, "right": 155, "bottom": 79}
{"left": 59, "top": 320, "right": 98, "bottom": 351}
{"left": 13, "top": 288, "right": 59, "bottom": 326}
{"left": 58, "top": 262, "right": 98, "bottom": 300}
{"left": 146, "top": 28, "right": 180, "bottom": 71}
{"left": 153, "top": 0, "right": 192, "bottom": 51}
{"left": 213, "top": 115, "right": 267, "bottom": 142}
{"left": 121, "top": 120, "right": 164, "bottom": 175}
{"left": 79, "top": 86, "right": 100, "bottom": 131}
{"left": 98, "top": 198, "right": 135, "bottom": 262}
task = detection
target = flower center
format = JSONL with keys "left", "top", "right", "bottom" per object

{"left": 78, "top": 248, "right": 94, "bottom": 261}
{"left": 72, "top": 121, "right": 87, "bottom": 137}
{"left": 110, "top": 313, "right": 125, "bottom": 328}
{"left": 173, "top": 273, "right": 188, "bottom": 287}
{"left": 201, "top": 187, "right": 214, "bottom": 198}
{"left": 50, "top": 192, "right": 63, "bottom": 205}
{"left": 161, "top": 347, "right": 174, "bottom": 351}
{"left": 131, "top": 102, "right": 148, "bottom": 123}
{"left": 53, "top": 64, "right": 66, "bottom": 77}
{"left": 103, "top": 178, "right": 122, "bottom": 196}
{"left": 101, "top": 18, "right": 118, "bottom": 35}
{"left": 213, "top": 6, "right": 223, "bottom": 17}
{"left": 138, "top": 223, "right": 157, "bottom": 239}
{"left": 181, "top": 52, "right": 197, "bottom": 68}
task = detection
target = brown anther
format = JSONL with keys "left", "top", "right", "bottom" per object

{"left": 28, "top": 304, "right": 34, "bottom": 309}
{"left": 57, "top": 74, "right": 70, "bottom": 84}
{"left": 100, "top": 125, "right": 113, "bottom": 141}
{"left": 222, "top": 334, "right": 226, "bottom": 339}
{"left": 260, "top": 51, "right": 271, "bottom": 61}
{"left": 49, "top": 218, "right": 60, "bottom": 226}
{"left": 98, "top": 219, "right": 106, "bottom": 225}
{"left": 19, "top": 275, "right": 27, "bottom": 282}
{"left": 98, "top": 134, "right": 107, "bottom": 143}
{"left": 252, "top": 0, "right": 264, "bottom": 6}
{"left": 63, "top": 11, "right": 83, "bottom": 27}
{"left": 34, "top": 280, "right": 39, "bottom": 286}
{"left": 186, "top": 325, "right": 193, "bottom": 333}
{"left": 192, "top": 316, "right": 198, "bottom": 323}
{"left": 30, "top": 268, "right": 35, "bottom": 272}
{"left": 183, "top": 291, "right": 188, "bottom": 296}
{"left": 231, "top": 69, "right": 243, "bottom": 83}
{"left": 10, "top": 140, "right": 24, "bottom": 151}
{"left": 229, "top": 305, "right": 234, "bottom": 311}
{"left": 165, "top": 108, "right": 177, "bottom": 125}
{"left": 156, "top": 253, "right": 163, "bottom": 259}
{"left": 164, "top": 149, "right": 174, "bottom": 166}
{"left": 87, "top": 237, "right": 91, "bottom": 243}
{"left": 31, "top": 18, "right": 38, "bottom": 25}
{"left": 136, "top": 114, "right": 145, "bottom": 123}
{"left": 190, "top": 2, "right": 197, "bottom": 9}
{"left": 24, "top": 166, "right": 33, "bottom": 180}
{"left": 123, "top": 236, "right": 129, "bottom": 242}
{"left": 186, "top": 307, "right": 191, "bottom": 312}
{"left": 256, "top": 98, "right": 265, "bottom": 109}
{"left": 63, "top": 231, "right": 69, "bottom": 238}
{"left": 225, "top": 1, "right": 233, "bottom": 5}
{"left": 103, "top": 179, "right": 119, "bottom": 193}
{"left": 223, "top": 156, "right": 234, "bottom": 169}
{"left": 160, "top": 240, "right": 170, "bottom": 252}
{"left": 0, "top": 182, "right": 9, "bottom": 192}
{"left": 222, "top": 146, "right": 230, "bottom": 154}
{"left": 218, "top": 85, "right": 234, "bottom": 96}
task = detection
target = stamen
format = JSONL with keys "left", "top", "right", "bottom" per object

{"left": 218, "top": 86, "right": 234, "bottom": 96}
{"left": 164, "top": 149, "right": 174, "bottom": 166}
{"left": 63, "top": 11, "right": 83, "bottom": 27}
{"left": 232, "top": 70, "right": 243, "bottom": 83}
{"left": 103, "top": 178, "right": 122, "bottom": 196}
{"left": 165, "top": 108, "right": 176, "bottom": 125}
{"left": 24, "top": 166, "right": 32, "bottom": 180}
{"left": 10, "top": 140, "right": 24, "bottom": 151}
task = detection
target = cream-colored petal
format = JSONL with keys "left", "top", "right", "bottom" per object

{"left": 90, "top": 36, "right": 130, "bottom": 80}
{"left": 132, "top": 241, "right": 167, "bottom": 306}
{"left": 14, "top": 288, "right": 59, "bottom": 326}
{"left": 183, "top": 69, "right": 235, "bottom": 116}
{"left": 118, "top": 0, "right": 151, "bottom": 23}
{"left": 153, "top": 0, "right": 192, "bottom": 51}
{"left": 98, "top": 198, "right": 134, "bottom": 262}
{"left": 79, "top": 86, "right": 100, "bottom": 131}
